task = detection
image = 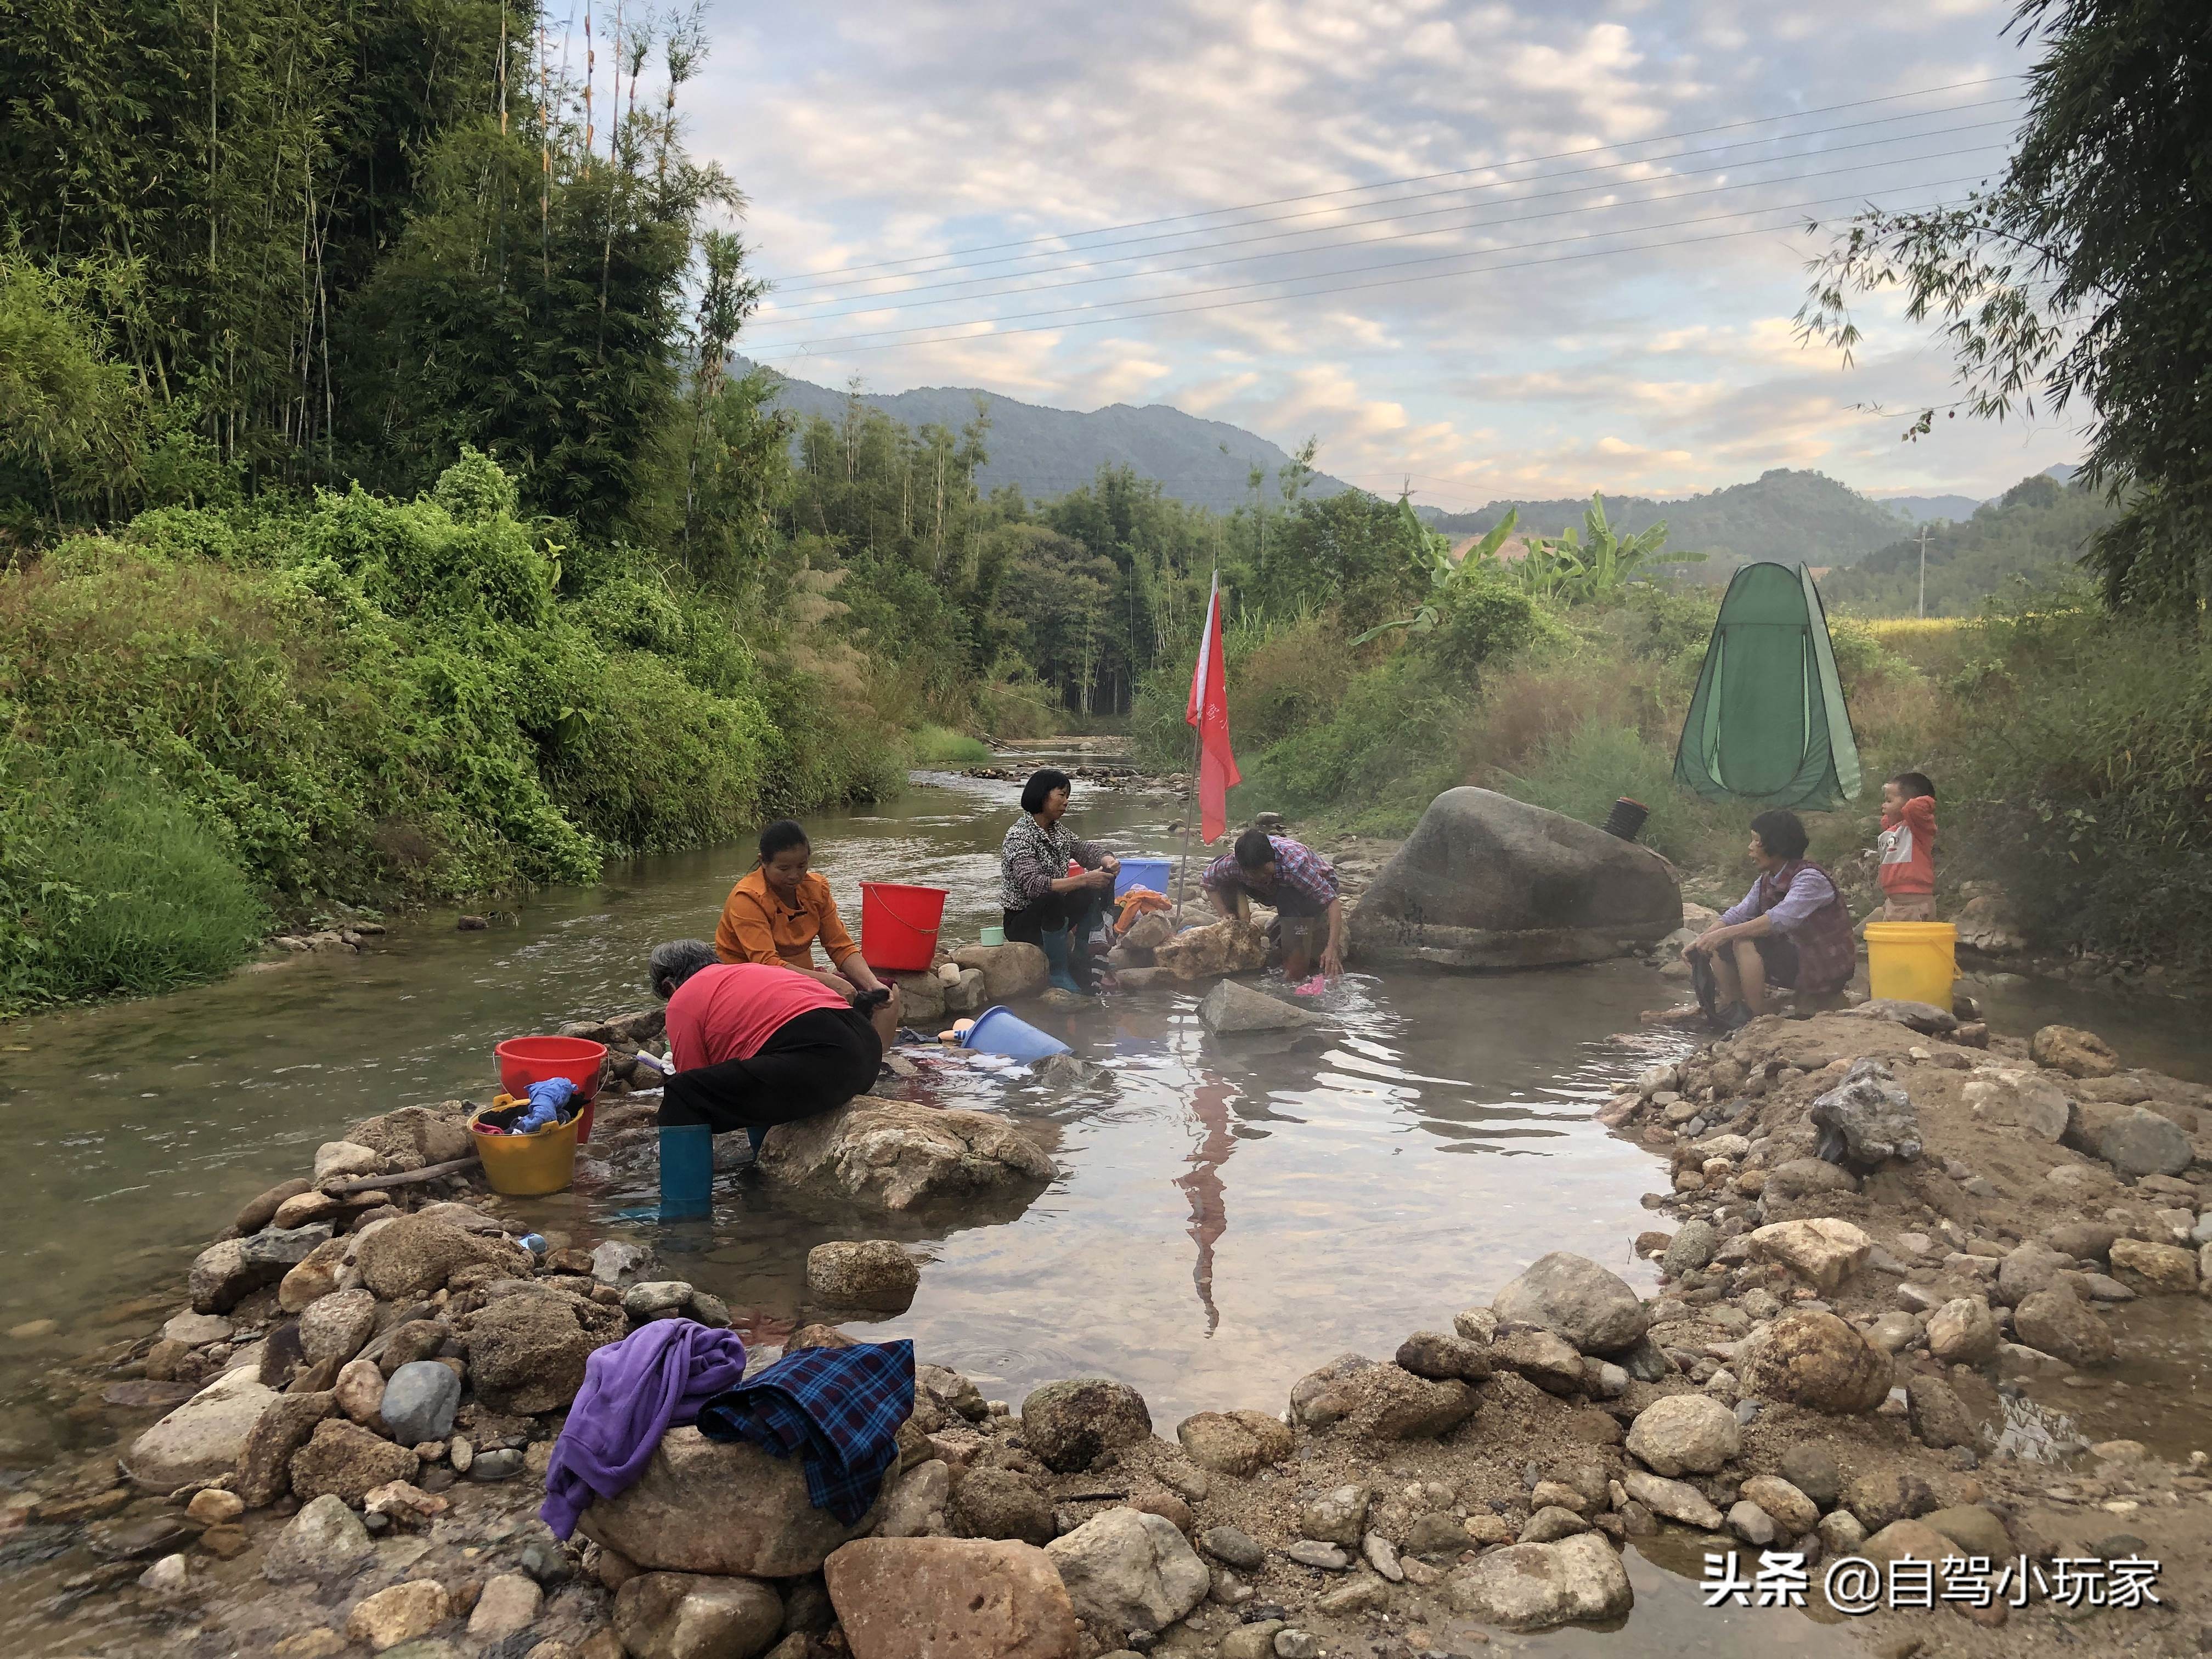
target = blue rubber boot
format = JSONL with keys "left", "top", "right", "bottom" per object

{"left": 658, "top": 1124, "right": 714, "bottom": 1220}
{"left": 1039, "top": 924, "right": 1084, "bottom": 994}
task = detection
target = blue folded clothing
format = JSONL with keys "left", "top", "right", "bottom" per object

{"left": 696, "top": 1340, "right": 915, "bottom": 1523}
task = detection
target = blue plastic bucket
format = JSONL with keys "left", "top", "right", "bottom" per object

{"left": 1115, "top": 857, "right": 1173, "bottom": 898}
{"left": 961, "top": 1005, "right": 1072, "bottom": 1062}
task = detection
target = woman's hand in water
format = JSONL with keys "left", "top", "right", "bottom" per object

{"left": 1320, "top": 940, "right": 1345, "bottom": 979}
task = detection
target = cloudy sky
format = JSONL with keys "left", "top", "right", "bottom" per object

{"left": 679, "top": 1, "right": 2077, "bottom": 509}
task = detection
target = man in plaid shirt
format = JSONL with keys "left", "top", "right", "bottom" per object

{"left": 1203, "top": 828, "right": 1346, "bottom": 979}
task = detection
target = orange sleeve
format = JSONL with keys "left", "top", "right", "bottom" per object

{"left": 811, "top": 877, "right": 861, "bottom": 966}
{"left": 715, "top": 883, "right": 785, "bottom": 965}
{"left": 1906, "top": 795, "right": 1937, "bottom": 838}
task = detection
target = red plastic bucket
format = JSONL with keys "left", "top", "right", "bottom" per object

{"left": 494, "top": 1036, "right": 606, "bottom": 1143}
{"left": 860, "top": 881, "right": 949, "bottom": 972}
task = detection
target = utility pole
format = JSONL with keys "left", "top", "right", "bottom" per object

{"left": 1916, "top": 523, "right": 1932, "bottom": 618}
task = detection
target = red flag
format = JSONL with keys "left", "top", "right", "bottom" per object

{"left": 1186, "top": 572, "right": 1240, "bottom": 843}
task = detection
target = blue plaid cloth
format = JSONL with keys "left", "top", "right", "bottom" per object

{"left": 695, "top": 1340, "right": 915, "bottom": 1523}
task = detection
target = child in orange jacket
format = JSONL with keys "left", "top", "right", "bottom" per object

{"left": 1877, "top": 771, "right": 1937, "bottom": 921}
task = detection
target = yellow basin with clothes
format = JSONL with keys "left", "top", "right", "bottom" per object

{"left": 470, "top": 1101, "right": 579, "bottom": 1197}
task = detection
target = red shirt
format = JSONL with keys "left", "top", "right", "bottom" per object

{"left": 1878, "top": 795, "right": 1937, "bottom": 895}
{"left": 664, "top": 963, "right": 849, "bottom": 1071}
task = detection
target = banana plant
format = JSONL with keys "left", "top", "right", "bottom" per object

{"left": 1352, "top": 500, "right": 1520, "bottom": 643}
{"left": 1517, "top": 493, "right": 1699, "bottom": 603}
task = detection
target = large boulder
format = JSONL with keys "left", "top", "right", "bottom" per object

{"left": 1490, "top": 1253, "right": 1649, "bottom": 1355}
{"left": 459, "top": 1288, "right": 626, "bottom": 1413}
{"left": 2012, "top": 1287, "right": 2115, "bottom": 1367}
{"left": 2070, "top": 1104, "right": 2192, "bottom": 1178}
{"left": 189, "top": 1225, "right": 334, "bottom": 1313}
{"left": 298, "top": 1288, "right": 377, "bottom": 1367}
{"left": 234, "top": 1391, "right": 337, "bottom": 1508}
{"left": 1964, "top": 1073, "right": 2073, "bottom": 1142}
{"left": 1197, "top": 979, "right": 1326, "bottom": 1035}
{"left": 1350, "top": 788, "right": 1679, "bottom": 968}
{"left": 1288, "top": 1355, "right": 1479, "bottom": 1436}
{"left": 1739, "top": 1312, "right": 1891, "bottom": 1413}
{"left": 1748, "top": 1219, "right": 1871, "bottom": 1293}
{"left": 1175, "top": 1410, "right": 1293, "bottom": 1477}
{"left": 1441, "top": 1532, "right": 1633, "bottom": 1630}
{"left": 1043, "top": 1508, "right": 1209, "bottom": 1634}
{"left": 806, "top": 1241, "right": 921, "bottom": 1312}
{"left": 354, "top": 1216, "right": 526, "bottom": 1300}
{"left": 1809, "top": 1059, "right": 1922, "bottom": 1169}
{"left": 1018, "top": 1380, "right": 1153, "bottom": 1473}
{"left": 578, "top": 1427, "right": 884, "bottom": 1576}
{"left": 760, "top": 1097, "right": 1054, "bottom": 1214}
{"left": 951, "top": 943, "right": 1051, "bottom": 1003}
{"left": 826, "top": 1538, "right": 1080, "bottom": 1659}
{"left": 613, "top": 1572, "right": 783, "bottom": 1659}
{"left": 950, "top": 1468, "right": 1057, "bottom": 1547}
{"left": 341, "top": 1104, "right": 474, "bottom": 1171}
{"left": 122, "top": 1367, "right": 279, "bottom": 1489}
{"left": 1925, "top": 1298, "right": 1999, "bottom": 1365}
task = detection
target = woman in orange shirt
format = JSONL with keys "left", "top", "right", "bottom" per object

{"left": 715, "top": 820, "right": 900, "bottom": 1047}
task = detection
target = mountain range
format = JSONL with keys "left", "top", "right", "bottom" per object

{"left": 746, "top": 360, "right": 2073, "bottom": 569}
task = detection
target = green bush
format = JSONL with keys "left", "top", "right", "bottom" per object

{"left": 909, "top": 724, "right": 993, "bottom": 765}
{"left": 0, "top": 743, "right": 266, "bottom": 1012}
{"left": 1491, "top": 720, "right": 1742, "bottom": 872}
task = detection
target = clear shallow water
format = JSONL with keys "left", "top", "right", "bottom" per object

{"left": 0, "top": 763, "right": 1686, "bottom": 1457}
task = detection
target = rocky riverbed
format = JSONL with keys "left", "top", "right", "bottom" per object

{"left": 6, "top": 980, "right": 2210, "bottom": 1659}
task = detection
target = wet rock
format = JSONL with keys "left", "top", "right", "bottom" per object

{"left": 1740, "top": 1476, "right": 1818, "bottom": 1534}
{"left": 1299, "top": 1485, "right": 1371, "bottom": 1547}
{"left": 164, "top": 1311, "right": 235, "bottom": 1346}
{"left": 263, "top": 1493, "right": 376, "bottom": 1584}
{"left": 1175, "top": 1410, "right": 1291, "bottom": 1476}
{"left": 1393, "top": 1331, "right": 1492, "bottom": 1383}
{"left": 950, "top": 1468, "right": 1057, "bottom": 1547}
{"left": 137, "top": 1552, "right": 190, "bottom": 1595}
{"left": 300, "top": 1288, "right": 377, "bottom": 1367}
{"left": 1621, "top": 1471, "right": 1723, "bottom": 1529}
{"left": 578, "top": 1427, "right": 883, "bottom": 1575}
{"left": 760, "top": 1097, "right": 1054, "bottom": 1212}
{"left": 236, "top": 1178, "right": 314, "bottom": 1234}
{"left": 613, "top": 1572, "right": 782, "bottom": 1659}
{"left": 346, "top": 1579, "right": 450, "bottom": 1651}
{"left": 950, "top": 942, "right": 1052, "bottom": 1004}
{"left": 2111, "top": 1237, "right": 2199, "bottom": 1293}
{"left": 2012, "top": 1287, "right": 2115, "bottom": 1367}
{"left": 827, "top": 1537, "right": 1080, "bottom": 1659}
{"left": 2031, "top": 1025, "right": 2118, "bottom": 1079}
{"left": 356, "top": 1217, "right": 522, "bottom": 1301}
{"left": 291, "top": 1418, "right": 419, "bottom": 1504}
{"left": 1352, "top": 788, "right": 1679, "bottom": 968}
{"left": 806, "top": 1242, "right": 921, "bottom": 1312}
{"left": 1725, "top": 1501, "right": 1776, "bottom": 1546}
{"left": 1816, "top": 1510, "right": 1866, "bottom": 1554}
{"left": 1926, "top": 1298, "right": 1999, "bottom": 1365}
{"left": 1153, "top": 918, "right": 1271, "bottom": 980}
{"left": 461, "top": 1289, "right": 625, "bottom": 1413}
{"left": 1747, "top": 1220, "right": 1870, "bottom": 1293}
{"left": 1046, "top": 1508, "right": 1209, "bottom": 1632}
{"left": 467, "top": 1573, "right": 543, "bottom": 1642}
{"left": 123, "top": 1367, "right": 279, "bottom": 1489}
{"left": 187, "top": 1487, "right": 246, "bottom": 1527}
{"left": 1197, "top": 980, "right": 1326, "bottom": 1035}
{"left": 1739, "top": 1313, "right": 1891, "bottom": 1414}
{"left": 1491, "top": 1329, "right": 1587, "bottom": 1397}
{"left": 1490, "top": 1252, "right": 1649, "bottom": 1355}
{"left": 470, "top": 1447, "right": 524, "bottom": 1480}
{"left": 1441, "top": 1532, "right": 1634, "bottom": 1630}
{"left": 1905, "top": 1375, "right": 1977, "bottom": 1449}
{"left": 1841, "top": 1468, "right": 1932, "bottom": 1532}
{"left": 1624, "top": 1394, "right": 1740, "bottom": 1476}
{"left": 190, "top": 1225, "right": 334, "bottom": 1313}
{"left": 1760, "top": 1159, "right": 1860, "bottom": 1204}
{"left": 590, "top": 1241, "right": 660, "bottom": 1290}
{"left": 2079, "top": 1106, "right": 2193, "bottom": 1180}
{"left": 1019, "top": 1380, "right": 1153, "bottom": 1473}
{"left": 877, "top": 1459, "right": 951, "bottom": 1539}
{"left": 623, "top": 1281, "right": 693, "bottom": 1320}
{"left": 342, "top": 1105, "right": 473, "bottom": 1173}
{"left": 380, "top": 1361, "right": 462, "bottom": 1444}
{"left": 236, "top": 1390, "right": 338, "bottom": 1508}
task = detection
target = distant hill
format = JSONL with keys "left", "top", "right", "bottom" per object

{"left": 1821, "top": 473, "right": 2118, "bottom": 617}
{"left": 1877, "top": 494, "right": 1984, "bottom": 524}
{"left": 738, "top": 359, "right": 1351, "bottom": 511}
{"left": 1417, "top": 468, "right": 1915, "bottom": 573}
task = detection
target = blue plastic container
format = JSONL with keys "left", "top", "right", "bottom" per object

{"left": 961, "top": 1005, "right": 1072, "bottom": 1062}
{"left": 1115, "top": 856, "right": 1173, "bottom": 898}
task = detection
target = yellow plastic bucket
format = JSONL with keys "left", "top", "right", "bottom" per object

{"left": 1865, "top": 921, "right": 1958, "bottom": 1008}
{"left": 470, "top": 1107, "right": 579, "bottom": 1197}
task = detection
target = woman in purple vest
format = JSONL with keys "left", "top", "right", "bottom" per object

{"left": 1684, "top": 809, "right": 1857, "bottom": 1030}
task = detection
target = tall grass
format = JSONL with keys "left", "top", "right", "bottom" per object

{"left": 1, "top": 744, "right": 266, "bottom": 1012}
{"left": 907, "top": 724, "right": 994, "bottom": 765}
{"left": 1491, "top": 720, "right": 1742, "bottom": 875}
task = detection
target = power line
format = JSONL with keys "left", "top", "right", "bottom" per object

{"left": 768, "top": 97, "right": 2025, "bottom": 303}
{"left": 751, "top": 176, "right": 1989, "bottom": 358}
{"left": 759, "top": 75, "right": 2025, "bottom": 286}
{"left": 757, "top": 132, "right": 2013, "bottom": 328}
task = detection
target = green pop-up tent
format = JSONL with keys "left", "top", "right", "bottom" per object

{"left": 1673, "top": 561, "right": 1862, "bottom": 809}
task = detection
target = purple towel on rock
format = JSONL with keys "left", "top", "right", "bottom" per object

{"left": 540, "top": 1316, "right": 748, "bottom": 1538}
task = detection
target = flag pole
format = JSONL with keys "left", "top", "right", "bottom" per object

{"left": 1174, "top": 566, "right": 1216, "bottom": 927}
